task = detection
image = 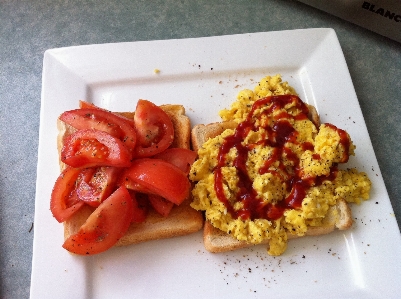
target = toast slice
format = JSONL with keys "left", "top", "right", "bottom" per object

{"left": 57, "top": 104, "right": 204, "bottom": 247}
{"left": 201, "top": 198, "right": 352, "bottom": 253}
{"left": 190, "top": 104, "right": 353, "bottom": 254}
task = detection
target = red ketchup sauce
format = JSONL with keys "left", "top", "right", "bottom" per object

{"left": 214, "top": 95, "right": 349, "bottom": 221}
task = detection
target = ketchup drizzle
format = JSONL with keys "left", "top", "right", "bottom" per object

{"left": 214, "top": 95, "right": 348, "bottom": 221}
{"left": 324, "top": 123, "right": 351, "bottom": 163}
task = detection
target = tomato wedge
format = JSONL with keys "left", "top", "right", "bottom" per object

{"left": 134, "top": 99, "right": 174, "bottom": 157}
{"left": 78, "top": 101, "right": 136, "bottom": 127}
{"left": 122, "top": 159, "right": 190, "bottom": 205}
{"left": 61, "top": 129, "right": 132, "bottom": 168}
{"left": 62, "top": 186, "right": 134, "bottom": 255}
{"left": 76, "top": 167, "right": 122, "bottom": 207}
{"left": 119, "top": 175, "right": 155, "bottom": 194}
{"left": 50, "top": 167, "right": 86, "bottom": 223}
{"left": 148, "top": 194, "right": 175, "bottom": 217}
{"left": 59, "top": 107, "right": 137, "bottom": 152}
{"left": 153, "top": 148, "right": 197, "bottom": 175}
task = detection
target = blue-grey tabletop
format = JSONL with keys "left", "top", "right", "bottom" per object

{"left": 0, "top": 1, "right": 400, "bottom": 298}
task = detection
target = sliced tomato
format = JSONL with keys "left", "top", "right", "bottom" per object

{"left": 59, "top": 107, "right": 137, "bottom": 152}
{"left": 62, "top": 186, "right": 134, "bottom": 255}
{"left": 133, "top": 99, "right": 174, "bottom": 157}
{"left": 153, "top": 148, "right": 197, "bottom": 175}
{"left": 148, "top": 194, "right": 175, "bottom": 217}
{"left": 119, "top": 148, "right": 196, "bottom": 194}
{"left": 130, "top": 192, "right": 149, "bottom": 223}
{"left": 122, "top": 158, "right": 190, "bottom": 205}
{"left": 78, "top": 101, "right": 136, "bottom": 127}
{"left": 61, "top": 129, "right": 132, "bottom": 168}
{"left": 50, "top": 167, "right": 86, "bottom": 223}
{"left": 76, "top": 167, "right": 122, "bottom": 207}
{"left": 119, "top": 175, "right": 155, "bottom": 194}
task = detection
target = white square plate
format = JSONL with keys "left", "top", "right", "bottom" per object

{"left": 31, "top": 29, "right": 401, "bottom": 299}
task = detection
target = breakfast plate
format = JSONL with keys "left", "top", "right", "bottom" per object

{"left": 30, "top": 28, "right": 401, "bottom": 299}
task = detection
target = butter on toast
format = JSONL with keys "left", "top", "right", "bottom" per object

{"left": 190, "top": 104, "right": 354, "bottom": 254}
{"left": 57, "top": 104, "right": 204, "bottom": 247}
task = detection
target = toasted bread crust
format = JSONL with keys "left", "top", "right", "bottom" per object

{"left": 307, "top": 104, "right": 320, "bottom": 128}
{"left": 191, "top": 104, "right": 353, "bottom": 253}
{"left": 191, "top": 121, "right": 238, "bottom": 152}
{"left": 58, "top": 103, "right": 203, "bottom": 247}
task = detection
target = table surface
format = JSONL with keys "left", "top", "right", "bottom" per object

{"left": 1, "top": 1, "right": 400, "bottom": 298}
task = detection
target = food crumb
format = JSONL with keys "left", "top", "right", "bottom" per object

{"left": 153, "top": 69, "right": 160, "bottom": 74}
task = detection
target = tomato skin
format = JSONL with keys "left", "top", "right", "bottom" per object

{"left": 61, "top": 129, "right": 132, "bottom": 168}
{"left": 148, "top": 194, "right": 174, "bottom": 217}
{"left": 119, "top": 175, "right": 155, "bottom": 194}
{"left": 78, "top": 101, "right": 136, "bottom": 127}
{"left": 51, "top": 167, "right": 85, "bottom": 223}
{"left": 62, "top": 186, "right": 134, "bottom": 255}
{"left": 60, "top": 107, "right": 137, "bottom": 152}
{"left": 122, "top": 158, "right": 190, "bottom": 205}
{"left": 134, "top": 100, "right": 174, "bottom": 157}
{"left": 153, "top": 148, "right": 197, "bottom": 175}
{"left": 76, "top": 167, "right": 122, "bottom": 207}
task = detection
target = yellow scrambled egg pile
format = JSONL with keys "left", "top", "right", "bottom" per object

{"left": 190, "top": 75, "right": 371, "bottom": 256}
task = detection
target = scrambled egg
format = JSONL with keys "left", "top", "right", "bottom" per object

{"left": 190, "top": 75, "right": 371, "bottom": 256}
